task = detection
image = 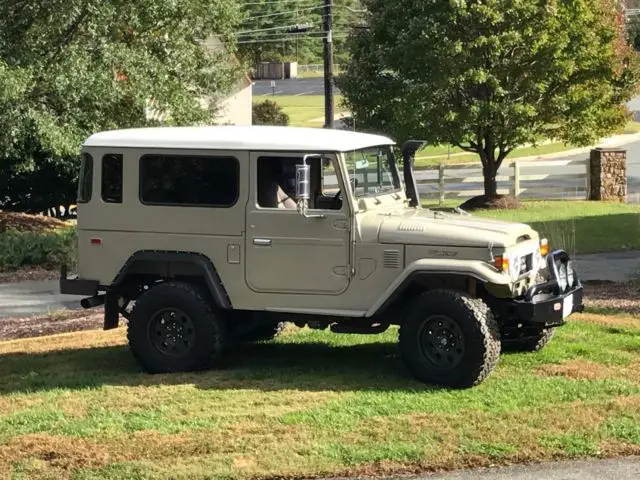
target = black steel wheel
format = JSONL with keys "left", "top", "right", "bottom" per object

{"left": 149, "top": 308, "right": 197, "bottom": 357}
{"left": 128, "top": 281, "right": 227, "bottom": 373}
{"left": 399, "top": 289, "right": 501, "bottom": 388}
{"left": 418, "top": 314, "right": 466, "bottom": 370}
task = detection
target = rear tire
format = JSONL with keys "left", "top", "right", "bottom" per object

{"left": 127, "top": 281, "right": 227, "bottom": 373}
{"left": 399, "top": 289, "right": 501, "bottom": 388}
{"left": 502, "top": 327, "right": 556, "bottom": 353}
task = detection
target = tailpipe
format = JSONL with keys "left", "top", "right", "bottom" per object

{"left": 81, "top": 294, "right": 105, "bottom": 309}
{"left": 401, "top": 140, "right": 427, "bottom": 208}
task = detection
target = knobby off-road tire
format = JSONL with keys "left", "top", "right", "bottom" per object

{"left": 501, "top": 327, "right": 556, "bottom": 353}
{"left": 399, "top": 289, "right": 501, "bottom": 389}
{"left": 235, "top": 321, "right": 285, "bottom": 343}
{"left": 127, "top": 281, "right": 228, "bottom": 373}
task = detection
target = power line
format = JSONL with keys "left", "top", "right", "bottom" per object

{"left": 235, "top": 23, "right": 312, "bottom": 35}
{"left": 240, "top": 0, "right": 315, "bottom": 5}
{"left": 242, "top": 5, "right": 327, "bottom": 22}
{"left": 237, "top": 33, "right": 348, "bottom": 44}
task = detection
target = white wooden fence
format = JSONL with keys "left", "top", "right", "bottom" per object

{"left": 324, "top": 157, "right": 590, "bottom": 202}
{"left": 415, "top": 157, "right": 590, "bottom": 202}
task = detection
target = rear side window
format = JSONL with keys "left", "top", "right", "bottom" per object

{"left": 77, "top": 152, "right": 93, "bottom": 203}
{"left": 102, "top": 154, "right": 123, "bottom": 203}
{"left": 139, "top": 154, "right": 239, "bottom": 207}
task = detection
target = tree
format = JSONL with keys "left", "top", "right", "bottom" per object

{"left": 253, "top": 100, "right": 290, "bottom": 125}
{"left": 0, "top": 0, "right": 243, "bottom": 212}
{"left": 338, "top": 0, "right": 640, "bottom": 200}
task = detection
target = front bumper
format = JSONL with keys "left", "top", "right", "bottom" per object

{"left": 496, "top": 249, "right": 584, "bottom": 328}
{"left": 59, "top": 265, "right": 99, "bottom": 296}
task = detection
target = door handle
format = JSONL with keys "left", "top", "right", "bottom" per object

{"left": 253, "top": 238, "right": 272, "bottom": 247}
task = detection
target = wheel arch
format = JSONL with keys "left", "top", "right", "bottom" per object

{"left": 111, "top": 250, "right": 232, "bottom": 310}
{"left": 367, "top": 270, "right": 488, "bottom": 322}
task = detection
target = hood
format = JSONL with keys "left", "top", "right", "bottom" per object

{"left": 361, "top": 208, "right": 538, "bottom": 248}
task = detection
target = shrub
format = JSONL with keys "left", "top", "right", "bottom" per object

{"left": 252, "top": 100, "right": 290, "bottom": 126}
{"left": 0, "top": 226, "right": 77, "bottom": 272}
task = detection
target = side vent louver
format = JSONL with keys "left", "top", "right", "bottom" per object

{"left": 383, "top": 249, "right": 401, "bottom": 269}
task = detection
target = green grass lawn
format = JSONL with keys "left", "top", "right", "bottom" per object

{"left": 0, "top": 311, "right": 638, "bottom": 479}
{"left": 253, "top": 95, "right": 348, "bottom": 127}
{"left": 424, "top": 200, "right": 640, "bottom": 256}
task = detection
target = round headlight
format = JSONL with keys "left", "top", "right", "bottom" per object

{"left": 557, "top": 263, "right": 568, "bottom": 291}
{"left": 567, "top": 260, "right": 575, "bottom": 288}
{"left": 508, "top": 254, "right": 522, "bottom": 281}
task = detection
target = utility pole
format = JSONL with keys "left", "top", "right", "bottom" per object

{"left": 323, "top": 0, "right": 334, "bottom": 129}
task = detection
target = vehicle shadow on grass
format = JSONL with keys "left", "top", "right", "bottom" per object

{"left": 0, "top": 339, "right": 440, "bottom": 395}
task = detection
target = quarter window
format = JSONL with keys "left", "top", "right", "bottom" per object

{"left": 77, "top": 152, "right": 93, "bottom": 203}
{"left": 140, "top": 154, "right": 239, "bottom": 207}
{"left": 102, "top": 154, "right": 123, "bottom": 203}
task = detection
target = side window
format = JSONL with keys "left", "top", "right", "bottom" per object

{"left": 139, "top": 154, "right": 239, "bottom": 207}
{"left": 257, "top": 155, "right": 342, "bottom": 210}
{"left": 102, "top": 154, "right": 123, "bottom": 203}
{"left": 257, "top": 156, "right": 300, "bottom": 209}
{"left": 77, "top": 152, "right": 93, "bottom": 203}
{"left": 321, "top": 157, "right": 340, "bottom": 196}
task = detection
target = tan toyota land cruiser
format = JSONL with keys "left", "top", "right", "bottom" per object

{"left": 60, "top": 125, "right": 584, "bottom": 388}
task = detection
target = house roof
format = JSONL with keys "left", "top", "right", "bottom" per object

{"left": 83, "top": 125, "right": 395, "bottom": 152}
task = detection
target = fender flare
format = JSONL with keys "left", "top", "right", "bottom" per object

{"left": 365, "top": 259, "right": 510, "bottom": 318}
{"left": 111, "top": 250, "right": 232, "bottom": 309}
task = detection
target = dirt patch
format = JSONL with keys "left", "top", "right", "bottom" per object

{"left": 0, "top": 309, "right": 103, "bottom": 342}
{"left": 0, "top": 212, "right": 73, "bottom": 233}
{"left": 577, "top": 312, "right": 640, "bottom": 330}
{"left": 534, "top": 359, "right": 618, "bottom": 381}
{"left": 534, "top": 359, "right": 640, "bottom": 383}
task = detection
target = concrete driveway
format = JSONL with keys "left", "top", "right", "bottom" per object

{"left": 413, "top": 456, "right": 640, "bottom": 480}
{"left": 0, "top": 280, "right": 82, "bottom": 319}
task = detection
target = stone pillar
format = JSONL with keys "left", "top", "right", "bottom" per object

{"left": 589, "top": 148, "right": 627, "bottom": 201}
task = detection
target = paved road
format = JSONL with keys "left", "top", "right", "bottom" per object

{"left": 253, "top": 77, "right": 334, "bottom": 96}
{"left": 0, "top": 280, "right": 81, "bottom": 319}
{"left": 413, "top": 456, "right": 640, "bottom": 480}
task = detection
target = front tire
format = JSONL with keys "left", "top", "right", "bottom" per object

{"left": 399, "top": 289, "right": 501, "bottom": 388}
{"left": 127, "top": 281, "right": 227, "bottom": 373}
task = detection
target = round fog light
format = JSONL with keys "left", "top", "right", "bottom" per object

{"left": 557, "top": 263, "right": 568, "bottom": 291}
{"left": 567, "top": 260, "right": 575, "bottom": 288}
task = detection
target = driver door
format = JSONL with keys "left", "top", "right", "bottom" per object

{"left": 245, "top": 152, "right": 351, "bottom": 294}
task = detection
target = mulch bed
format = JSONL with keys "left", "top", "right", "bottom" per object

{"left": 0, "top": 309, "right": 104, "bottom": 342}
{"left": 0, "top": 267, "right": 62, "bottom": 284}
{"left": 0, "top": 211, "right": 73, "bottom": 233}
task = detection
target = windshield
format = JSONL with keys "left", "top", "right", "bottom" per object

{"left": 344, "top": 145, "right": 401, "bottom": 198}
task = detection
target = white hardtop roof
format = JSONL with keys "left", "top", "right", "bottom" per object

{"left": 83, "top": 125, "right": 395, "bottom": 152}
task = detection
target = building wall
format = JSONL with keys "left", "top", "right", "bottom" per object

{"left": 215, "top": 83, "right": 253, "bottom": 126}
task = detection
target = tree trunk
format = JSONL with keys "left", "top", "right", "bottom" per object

{"left": 482, "top": 157, "right": 498, "bottom": 199}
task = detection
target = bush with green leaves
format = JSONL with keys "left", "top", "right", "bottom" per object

{"left": 252, "top": 100, "right": 290, "bottom": 126}
{"left": 0, "top": 227, "right": 77, "bottom": 272}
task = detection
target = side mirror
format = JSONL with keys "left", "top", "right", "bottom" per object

{"left": 295, "top": 164, "right": 311, "bottom": 201}
{"left": 296, "top": 155, "right": 325, "bottom": 219}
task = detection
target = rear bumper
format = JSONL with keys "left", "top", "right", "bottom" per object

{"left": 59, "top": 265, "right": 99, "bottom": 296}
{"left": 495, "top": 249, "right": 584, "bottom": 328}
